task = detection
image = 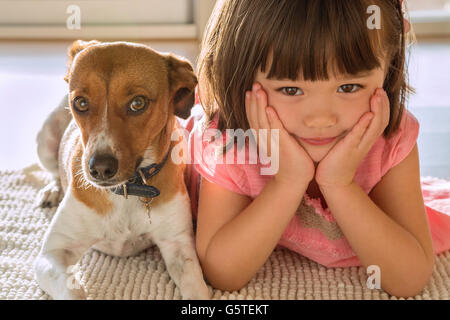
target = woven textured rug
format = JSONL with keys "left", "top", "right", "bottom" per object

{"left": 0, "top": 163, "right": 449, "bottom": 300}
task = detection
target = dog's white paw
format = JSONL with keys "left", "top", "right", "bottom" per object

{"left": 37, "top": 179, "right": 64, "bottom": 208}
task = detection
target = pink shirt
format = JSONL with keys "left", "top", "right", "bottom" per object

{"left": 184, "top": 105, "right": 450, "bottom": 268}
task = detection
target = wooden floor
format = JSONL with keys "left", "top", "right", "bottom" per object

{"left": 0, "top": 39, "right": 448, "bottom": 179}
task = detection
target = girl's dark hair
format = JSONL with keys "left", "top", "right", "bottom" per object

{"left": 197, "top": 0, "right": 412, "bottom": 140}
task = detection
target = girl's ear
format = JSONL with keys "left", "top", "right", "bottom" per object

{"left": 64, "top": 40, "right": 100, "bottom": 82}
{"left": 164, "top": 53, "right": 198, "bottom": 119}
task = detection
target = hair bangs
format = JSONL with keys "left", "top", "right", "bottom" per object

{"left": 261, "top": 0, "right": 385, "bottom": 81}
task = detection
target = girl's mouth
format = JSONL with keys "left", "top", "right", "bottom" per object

{"left": 298, "top": 136, "right": 338, "bottom": 146}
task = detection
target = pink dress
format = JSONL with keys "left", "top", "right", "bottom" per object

{"left": 182, "top": 104, "right": 450, "bottom": 268}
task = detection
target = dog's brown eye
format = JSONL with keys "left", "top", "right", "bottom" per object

{"left": 129, "top": 96, "right": 147, "bottom": 112}
{"left": 73, "top": 97, "right": 89, "bottom": 113}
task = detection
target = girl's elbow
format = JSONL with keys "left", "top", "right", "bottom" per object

{"left": 206, "top": 274, "right": 247, "bottom": 292}
{"left": 200, "top": 257, "right": 249, "bottom": 292}
{"left": 384, "top": 259, "right": 435, "bottom": 298}
{"left": 203, "top": 263, "right": 249, "bottom": 292}
{"left": 404, "top": 255, "right": 436, "bottom": 297}
{"left": 385, "top": 282, "right": 428, "bottom": 298}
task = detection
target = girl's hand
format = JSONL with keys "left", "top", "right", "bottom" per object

{"left": 315, "top": 88, "right": 390, "bottom": 189}
{"left": 245, "top": 83, "right": 315, "bottom": 188}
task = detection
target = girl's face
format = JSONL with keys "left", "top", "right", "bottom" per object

{"left": 254, "top": 66, "right": 386, "bottom": 163}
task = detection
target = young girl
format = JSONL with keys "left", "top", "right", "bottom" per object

{"left": 186, "top": 0, "right": 450, "bottom": 298}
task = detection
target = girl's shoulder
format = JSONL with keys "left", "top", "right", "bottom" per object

{"left": 381, "top": 109, "right": 420, "bottom": 170}
{"left": 355, "top": 109, "right": 420, "bottom": 192}
{"left": 187, "top": 105, "right": 253, "bottom": 196}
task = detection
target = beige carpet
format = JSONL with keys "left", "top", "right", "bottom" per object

{"left": 0, "top": 163, "right": 449, "bottom": 300}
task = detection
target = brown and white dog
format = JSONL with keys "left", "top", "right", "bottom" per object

{"left": 33, "top": 40, "right": 209, "bottom": 300}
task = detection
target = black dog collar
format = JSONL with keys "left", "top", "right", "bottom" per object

{"left": 111, "top": 145, "right": 171, "bottom": 199}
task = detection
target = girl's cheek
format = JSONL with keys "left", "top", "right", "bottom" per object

{"left": 266, "top": 91, "right": 284, "bottom": 109}
{"left": 267, "top": 95, "right": 288, "bottom": 117}
{"left": 352, "top": 93, "right": 372, "bottom": 113}
{"left": 272, "top": 99, "right": 297, "bottom": 119}
{"left": 357, "top": 101, "right": 371, "bottom": 122}
{"left": 337, "top": 96, "right": 370, "bottom": 128}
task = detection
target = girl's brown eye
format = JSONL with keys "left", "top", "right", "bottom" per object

{"left": 73, "top": 97, "right": 89, "bottom": 112}
{"left": 129, "top": 96, "right": 147, "bottom": 112}
{"left": 338, "top": 84, "right": 362, "bottom": 93}
{"left": 281, "top": 87, "right": 303, "bottom": 96}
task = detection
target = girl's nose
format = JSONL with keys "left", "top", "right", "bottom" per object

{"left": 303, "top": 114, "right": 337, "bottom": 129}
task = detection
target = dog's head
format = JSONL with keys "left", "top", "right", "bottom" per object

{"left": 65, "top": 40, "right": 197, "bottom": 188}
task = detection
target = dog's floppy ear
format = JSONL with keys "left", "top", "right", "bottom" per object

{"left": 164, "top": 53, "right": 198, "bottom": 119}
{"left": 64, "top": 40, "right": 100, "bottom": 83}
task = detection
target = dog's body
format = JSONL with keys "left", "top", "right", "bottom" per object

{"left": 33, "top": 40, "right": 209, "bottom": 300}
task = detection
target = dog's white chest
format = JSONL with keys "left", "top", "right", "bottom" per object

{"left": 92, "top": 196, "right": 155, "bottom": 257}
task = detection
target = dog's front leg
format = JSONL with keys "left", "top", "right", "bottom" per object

{"left": 155, "top": 231, "right": 210, "bottom": 300}
{"left": 34, "top": 246, "right": 88, "bottom": 300}
{"left": 34, "top": 194, "right": 98, "bottom": 300}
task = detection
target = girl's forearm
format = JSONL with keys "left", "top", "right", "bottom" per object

{"left": 320, "top": 182, "right": 434, "bottom": 297}
{"left": 203, "top": 177, "right": 308, "bottom": 291}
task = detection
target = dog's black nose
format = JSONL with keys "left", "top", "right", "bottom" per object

{"left": 89, "top": 154, "right": 118, "bottom": 180}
